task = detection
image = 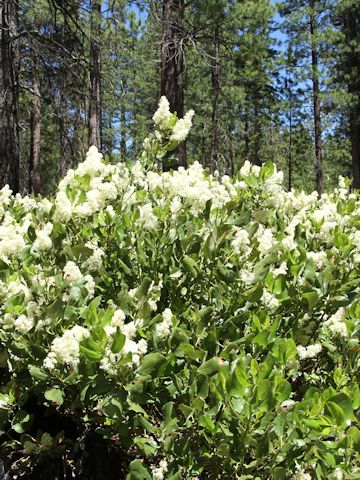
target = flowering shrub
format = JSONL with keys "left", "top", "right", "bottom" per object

{"left": 0, "top": 97, "right": 360, "bottom": 479}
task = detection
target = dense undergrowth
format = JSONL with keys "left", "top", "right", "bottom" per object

{"left": 0, "top": 98, "right": 359, "bottom": 479}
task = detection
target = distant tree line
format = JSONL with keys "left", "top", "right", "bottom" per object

{"left": 0, "top": 0, "right": 359, "bottom": 195}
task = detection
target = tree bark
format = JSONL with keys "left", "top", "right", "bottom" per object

{"left": 252, "top": 97, "right": 261, "bottom": 166}
{"left": 286, "top": 77, "right": 293, "bottom": 191}
{"left": 58, "top": 87, "right": 68, "bottom": 178}
{"left": 244, "top": 102, "right": 250, "bottom": 163}
{"left": 0, "top": 0, "right": 20, "bottom": 193}
{"left": 29, "top": 45, "right": 42, "bottom": 194}
{"left": 120, "top": 92, "right": 127, "bottom": 162}
{"left": 340, "top": 7, "right": 360, "bottom": 188}
{"left": 88, "top": 0, "right": 102, "bottom": 149}
{"left": 210, "top": 25, "right": 220, "bottom": 173}
{"left": 161, "top": 0, "right": 187, "bottom": 169}
{"left": 58, "top": 22, "right": 68, "bottom": 178}
{"left": 310, "top": 0, "right": 323, "bottom": 196}
{"left": 350, "top": 107, "right": 360, "bottom": 189}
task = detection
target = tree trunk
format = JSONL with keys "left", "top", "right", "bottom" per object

{"left": 120, "top": 92, "right": 127, "bottom": 162}
{"left": 0, "top": 0, "right": 20, "bottom": 192}
{"left": 310, "top": 0, "right": 323, "bottom": 196}
{"left": 252, "top": 97, "right": 261, "bottom": 166}
{"left": 161, "top": 0, "right": 186, "bottom": 169}
{"left": 29, "top": 45, "right": 42, "bottom": 194}
{"left": 58, "top": 23, "right": 68, "bottom": 178}
{"left": 210, "top": 25, "right": 220, "bottom": 173}
{"left": 244, "top": 103, "right": 250, "bottom": 163}
{"left": 350, "top": 106, "right": 360, "bottom": 189}
{"left": 286, "top": 78, "right": 293, "bottom": 191}
{"left": 340, "top": 7, "right": 360, "bottom": 188}
{"left": 88, "top": 0, "right": 102, "bottom": 149}
{"left": 58, "top": 88, "right": 68, "bottom": 178}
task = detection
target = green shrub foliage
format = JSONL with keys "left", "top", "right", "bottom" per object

{"left": 0, "top": 99, "right": 359, "bottom": 479}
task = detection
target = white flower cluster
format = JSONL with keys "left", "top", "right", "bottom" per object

{"left": 330, "top": 468, "right": 344, "bottom": 480}
{"left": 0, "top": 184, "right": 12, "bottom": 217}
{"left": 151, "top": 459, "right": 168, "bottom": 480}
{"left": 13, "top": 314, "right": 34, "bottom": 334}
{"left": 324, "top": 308, "right": 348, "bottom": 337}
{"left": 146, "top": 162, "right": 230, "bottom": 214}
{"left": 54, "top": 146, "right": 129, "bottom": 221}
{"left": 100, "top": 309, "right": 148, "bottom": 374}
{"left": 153, "top": 96, "right": 173, "bottom": 126}
{"left": 155, "top": 308, "right": 173, "bottom": 339}
{"left": 297, "top": 343, "right": 322, "bottom": 361}
{"left": 62, "top": 261, "right": 95, "bottom": 300}
{"left": 231, "top": 228, "right": 250, "bottom": 254}
{"left": 137, "top": 203, "right": 159, "bottom": 230}
{"left": 152, "top": 96, "right": 194, "bottom": 144}
{"left": 0, "top": 214, "right": 26, "bottom": 263}
{"left": 82, "top": 243, "right": 105, "bottom": 271}
{"left": 63, "top": 261, "right": 83, "bottom": 283}
{"left": 256, "top": 225, "right": 276, "bottom": 254}
{"left": 291, "top": 472, "right": 312, "bottom": 480}
{"left": 170, "top": 110, "right": 195, "bottom": 142}
{"left": 291, "top": 463, "right": 312, "bottom": 480}
{"left": 43, "top": 325, "right": 90, "bottom": 370}
{"left": 32, "top": 222, "right": 53, "bottom": 252}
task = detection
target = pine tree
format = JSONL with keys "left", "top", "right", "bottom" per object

{"left": 89, "top": 0, "right": 102, "bottom": 148}
{"left": 334, "top": 0, "right": 360, "bottom": 188}
{"left": 0, "top": 0, "right": 20, "bottom": 192}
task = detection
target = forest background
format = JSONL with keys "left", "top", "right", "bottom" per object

{"left": 0, "top": 0, "right": 359, "bottom": 197}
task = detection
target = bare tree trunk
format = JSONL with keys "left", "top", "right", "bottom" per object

{"left": 120, "top": 92, "right": 127, "bottom": 161}
{"left": 252, "top": 97, "right": 262, "bottom": 166}
{"left": 286, "top": 78, "right": 293, "bottom": 191}
{"left": 310, "top": 0, "right": 323, "bottom": 196}
{"left": 227, "top": 129, "right": 235, "bottom": 177}
{"left": 0, "top": 0, "right": 20, "bottom": 192}
{"left": 29, "top": 45, "right": 42, "bottom": 194}
{"left": 58, "top": 88, "right": 68, "bottom": 178}
{"left": 350, "top": 106, "right": 360, "bottom": 189}
{"left": 58, "top": 23, "right": 68, "bottom": 178}
{"left": 88, "top": 0, "right": 101, "bottom": 148}
{"left": 340, "top": 8, "right": 360, "bottom": 188}
{"left": 244, "top": 103, "right": 250, "bottom": 163}
{"left": 161, "top": 0, "right": 186, "bottom": 169}
{"left": 210, "top": 25, "right": 220, "bottom": 173}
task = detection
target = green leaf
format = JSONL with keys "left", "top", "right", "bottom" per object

{"left": 302, "top": 291, "right": 318, "bottom": 308}
{"left": 136, "top": 353, "right": 166, "bottom": 377}
{"left": 275, "top": 379, "right": 292, "bottom": 402}
{"left": 347, "top": 426, "right": 360, "bottom": 449}
{"left": 272, "top": 467, "right": 287, "bottom": 480}
{"left": 135, "top": 277, "right": 152, "bottom": 299}
{"left": 198, "top": 357, "right": 222, "bottom": 376}
{"left": 204, "top": 199, "right": 212, "bottom": 220}
{"left": 80, "top": 337, "right": 104, "bottom": 362}
{"left": 126, "top": 459, "right": 152, "bottom": 480}
{"left": 182, "top": 255, "right": 199, "bottom": 278}
{"left": 29, "top": 365, "right": 49, "bottom": 381}
{"left": 326, "top": 392, "right": 353, "bottom": 426}
{"left": 326, "top": 402, "right": 345, "bottom": 426}
{"left": 86, "top": 296, "right": 101, "bottom": 326}
{"left": 46, "top": 299, "right": 65, "bottom": 320}
{"left": 111, "top": 328, "right": 126, "bottom": 354}
{"left": 257, "top": 379, "right": 271, "bottom": 401}
{"left": 12, "top": 410, "right": 33, "bottom": 434}
{"left": 243, "top": 285, "right": 263, "bottom": 303}
{"left": 217, "top": 261, "right": 235, "bottom": 284}
{"left": 252, "top": 329, "right": 270, "bottom": 347}
{"left": 118, "top": 258, "right": 132, "bottom": 275}
{"left": 44, "top": 388, "right": 64, "bottom": 406}
{"left": 92, "top": 326, "right": 107, "bottom": 347}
